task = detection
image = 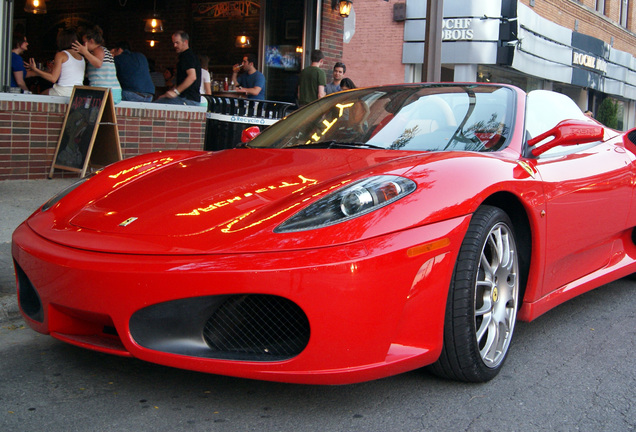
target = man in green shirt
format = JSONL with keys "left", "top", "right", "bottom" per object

{"left": 298, "top": 50, "right": 326, "bottom": 106}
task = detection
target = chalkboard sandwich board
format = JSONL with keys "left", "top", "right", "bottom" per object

{"left": 49, "top": 86, "right": 122, "bottom": 178}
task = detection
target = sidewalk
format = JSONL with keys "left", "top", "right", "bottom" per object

{"left": 0, "top": 178, "right": 77, "bottom": 323}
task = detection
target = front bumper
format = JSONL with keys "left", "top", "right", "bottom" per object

{"left": 12, "top": 215, "right": 469, "bottom": 384}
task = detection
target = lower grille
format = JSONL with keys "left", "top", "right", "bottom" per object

{"left": 15, "top": 262, "right": 43, "bottom": 322}
{"left": 203, "top": 295, "right": 310, "bottom": 361}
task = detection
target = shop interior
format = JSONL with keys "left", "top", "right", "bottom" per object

{"left": 11, "top": 0, "right": 308, "bottom": 102}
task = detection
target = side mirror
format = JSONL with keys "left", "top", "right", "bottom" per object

{"left": 241, "top": 126, "right": 261, "bottom": 143}
{"left": 529, "top": 119, "right": 604, "bottom": 157}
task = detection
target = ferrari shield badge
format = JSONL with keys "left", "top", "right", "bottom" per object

{"left": 119, "top": 217, "right": 138, "bottom": 227}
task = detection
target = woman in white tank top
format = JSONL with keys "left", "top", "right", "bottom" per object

{"left": 27, "top": 29, "right": 85, "bottom": 98}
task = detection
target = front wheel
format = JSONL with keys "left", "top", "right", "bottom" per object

{"left": 429, "top": 206, "right": 520, "bottom": 382}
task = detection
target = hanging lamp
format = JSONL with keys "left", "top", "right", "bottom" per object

{"left": 25, "top": 0, "right": 47, "bottom": 14}
{"left": 235, "top": 34, "right": 252, "bottom": 49}
{"left": 145, "top": 0, "right": 164, "bottom": 33}
{"left": 235, "top": 12, "right": 251, "bottom": 48}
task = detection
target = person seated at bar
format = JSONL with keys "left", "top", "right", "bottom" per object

{"left": 231, "top": 53, "right": 266, "bottom": 100}
{"left": 111, "top": 41, "right": 155, "bottom": 102}
{"left": 27, "top": 29, "right": 85, "bottom": 97}
{"left": 199, "top": 54, "right": 212, "bottom": 107}
{"left": 199, "top": 54, "right": 212, "bottom": 96}
{"left": 148, "top": 58, "right": 165, "bottom": 88}
{"left": 163, "top": 67, "right": 175, "bottom": 88}
{"left": 72, "top": 25, "right": 122, "bottom": 104}
{"left": 11, "top": 32, "right": 31, "bottom": 92}
{"left": 154, "top": 31, "right": 201, "bottom": 106}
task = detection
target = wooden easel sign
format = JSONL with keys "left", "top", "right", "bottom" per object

{"left": 49, "top": 86, "right": 122, "bottom": 178}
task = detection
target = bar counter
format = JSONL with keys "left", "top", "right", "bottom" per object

{"left": 212, "top": 90, "right": 247, "bottom": 98}
{"left": 0, "top": 93, "right": 207, "bottom": 180}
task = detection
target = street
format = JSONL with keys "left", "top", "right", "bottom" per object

{"left": 1, "top": 277, "right": 634, "bottom": 431}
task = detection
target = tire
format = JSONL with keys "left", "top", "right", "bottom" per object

{"left": 429, "top": 205, "right": 520, "bottom": 382}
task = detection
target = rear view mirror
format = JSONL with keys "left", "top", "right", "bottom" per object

{"left": 241, "top": 126, "right": 261, "bottom": 143}
{"left": 529, "top": 120, "right": 604, "bottom": 157}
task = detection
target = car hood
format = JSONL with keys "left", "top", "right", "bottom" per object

{"left": 29, "top": 149, "right": 440, "bottom": 254}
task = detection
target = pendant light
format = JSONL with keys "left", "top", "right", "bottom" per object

{"left": 145, "top": 0, "right": 164, "bottom": 33}
{"left": 25, "top": 0, "right": 47, "bottom": 14}
{"left": 235, "top": 34, "right": 252, "bottom": 49}
{"left": 235, "top": 12, "right": 251, "bottom": 48}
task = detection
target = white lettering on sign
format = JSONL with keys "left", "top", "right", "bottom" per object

{"left": 595, "top": 58, "right": 608, "bottom": 73}
{"left": 442, "top": 18, "right": 473, "bottom": 41}
{"left": 206, "top": 112, "right": 278, "bottom": 126}
{"left": 572, "top": 52, "right": 608, "bottom": 74}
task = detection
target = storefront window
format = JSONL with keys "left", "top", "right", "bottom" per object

{"left": 616, "top": 99, "right": 625, "bottom": 130}
{"left": 262, "top": 0, "right": 308, "bottom": 103}
{"left": 477, "top": 65, "right": 545, "bottom": 92}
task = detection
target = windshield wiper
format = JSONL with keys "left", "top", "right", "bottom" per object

{"left": 325, "top": 141, "right": 386, "bottom": 149}
{"left": 285, "top": 141, "right": 385, "bottom": 150}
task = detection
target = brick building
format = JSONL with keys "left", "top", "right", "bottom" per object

{"left": 0, "top": 0, "right": 349, "bottom": 179}
{"left": 5, "top": 0, "right": 636, "bottom": 179}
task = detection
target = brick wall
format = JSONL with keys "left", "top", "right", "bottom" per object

{"left": 0, "top": 100, "right": 205, "bottom": 180}
{"left": 321, "top": 1, "right": 346, "bottom": 69}
{"left": 341, "top": 0, "right": 406, "bottom": 87}
{"left": 519, "top": 0, "right": 636, "bottom": 54}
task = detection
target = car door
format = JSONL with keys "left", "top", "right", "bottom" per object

{"left": 525, "top": 90, "right": 634, "bottom": 295}
{"left": 534, "top": 142, "right": 633, "bottom": 294}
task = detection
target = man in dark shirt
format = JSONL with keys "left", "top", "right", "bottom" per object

{"left": 155, "top": 31, "right": 201, "bottom": 106}
{"left": 111, "top": 41, "right": 155, "bottom": 102}
{"left": 298, "top": 50, "right": 326, "bottom": 106}
{"left": 231, "top": 53, "right": 266, "bottom": 100}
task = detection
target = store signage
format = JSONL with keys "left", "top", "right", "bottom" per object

{"left": 442, "top": 18, "right": 474, "bottom": 41}
{"left": 193, "top": 1, "right": 260, "bottom": 19}
{"left": 572, "top": 52, "right": 607, "bottom": 74}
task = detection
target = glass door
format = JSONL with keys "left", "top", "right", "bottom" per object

{"left": 262, "top": 0, "right": 311, "bottom": 102}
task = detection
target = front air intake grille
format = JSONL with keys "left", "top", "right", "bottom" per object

{"left": 203, "top": 294, "right": 310, "bottom": 361}
{"left": 15, "top": 262, "right": 43, "bottom": 322}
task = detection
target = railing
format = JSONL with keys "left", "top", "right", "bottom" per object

{"left": 203, "top": 96, "right": 296, "bottom": 151}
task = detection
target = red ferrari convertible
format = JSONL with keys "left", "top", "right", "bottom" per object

{"left": 12, "top": 83, "right": 634, "bottom": 384}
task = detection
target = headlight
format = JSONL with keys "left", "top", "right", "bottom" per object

{"left": 275, "top": 175, "right": 416, "bottom": 233}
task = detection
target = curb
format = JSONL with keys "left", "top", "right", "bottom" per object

{"left": 0, "top": 294, "right": 20, "bottom": 324}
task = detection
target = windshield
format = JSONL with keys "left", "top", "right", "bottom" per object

{"left": 249, "top": 84, "right": 515, "bottom": 152}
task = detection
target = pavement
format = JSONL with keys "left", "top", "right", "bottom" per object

{"left": 0, "top": 178, "right": 77, "bottom": 323}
